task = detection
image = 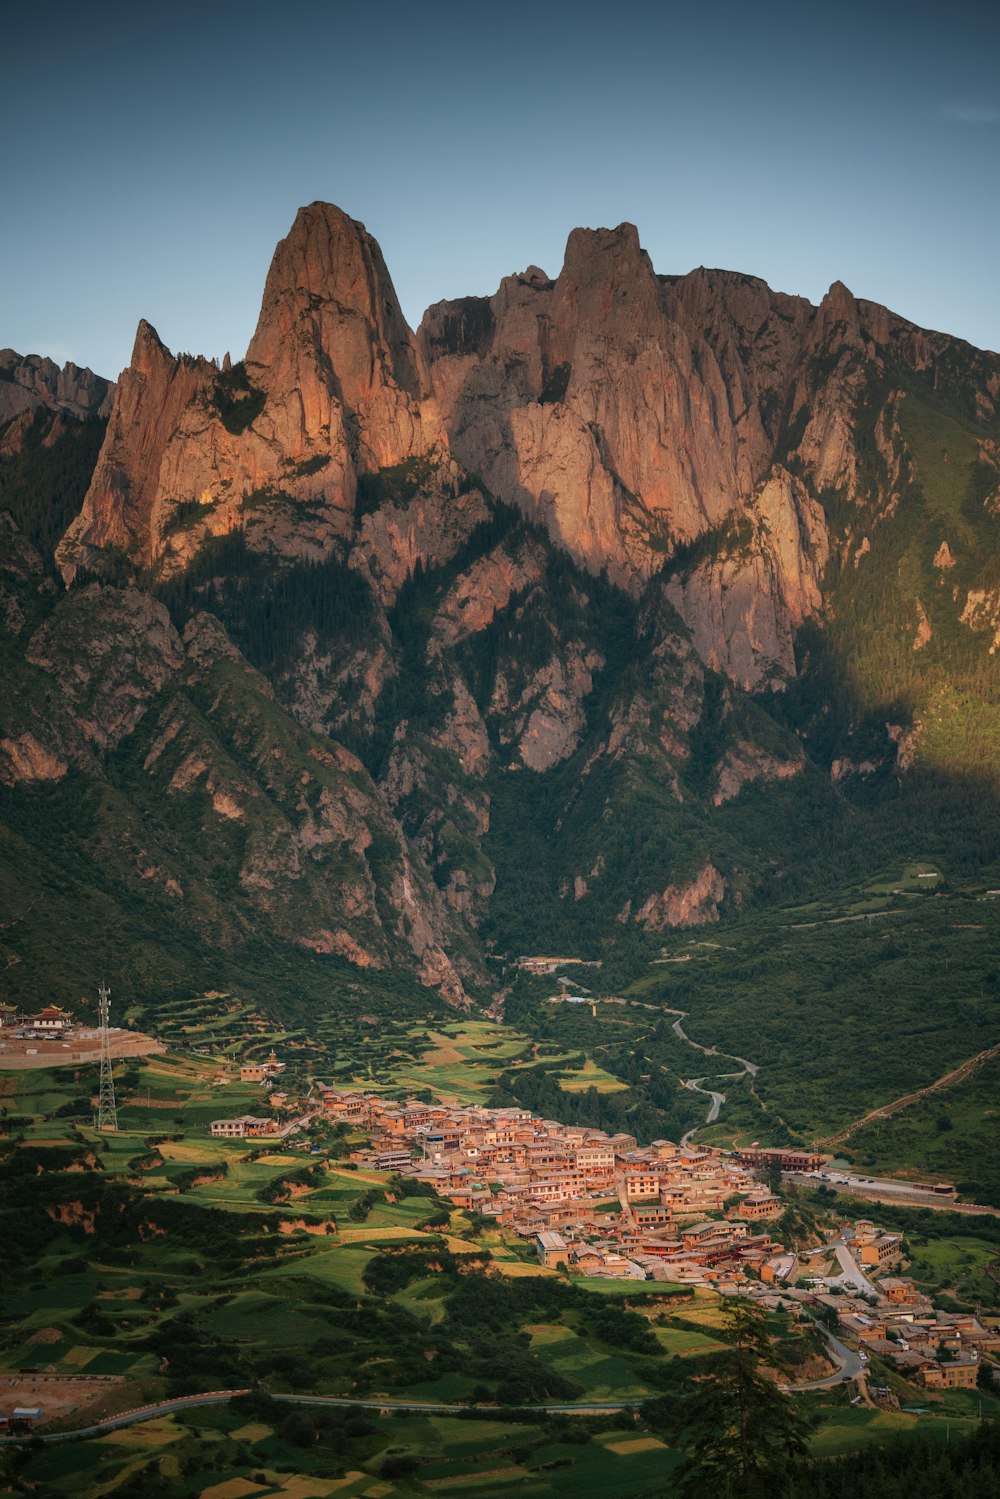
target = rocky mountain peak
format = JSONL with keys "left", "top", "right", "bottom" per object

{"left": 253, "top": 200, "right": 367, "bottom": 307}
{"left": 247, "top": 201, "right": 424, "bottom": 400}
{"left": 559, "top": 220, "right": 649, "bottom": 280}
{"left": 816, "top": 278, "right": 862, "bottom": 336}
{"left": 10, "top": 204, "right": 1000, "bottom": 1010}
{"left": 130, "top": 318, "right": 172, "bottom": 375}
{"left": 57, "top": 202, "right": 446, "bottom": 581}
{"left": 50, "top": 203, "right": 1000, "bottom": 707}
{"left": 246, "top": 199, "right": 441, "bottom": 469}
{"left": 555, "top": 221, "right": 660, "bottom": 335}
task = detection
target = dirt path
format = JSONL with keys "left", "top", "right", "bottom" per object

{"left": 813, "top": 1040, "right": 1000, "bottom": 1148}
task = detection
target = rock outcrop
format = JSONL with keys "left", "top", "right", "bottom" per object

{"left": 57, "top": 204, "right": 444, "bottom": 581}
{"left": 665, "top": 467, "right": 829, "bottom": 689}
{"left": 0, "top": 349, "right": 113, "bottom": 426}
{"left": 55, "top": 201, "right": 1000, "bottom": 707}
{"left": 634, "top": 861, "right": 726, "bottom": 930}
{"left": 420, "top": 225, "right": 784, "bottom": 591}
{"left": 8, "top": 199, "right": 1000, "bottom": 1012}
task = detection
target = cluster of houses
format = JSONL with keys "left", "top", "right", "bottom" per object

{"left": 816, "top": 1264, "right": 996, "bottom": 1391}
{"left": 315, "top": 1087, "right": 999, "bottom": 1392}
{"left": 319, "top": 1086, "right": 792, "bottom": 1285}
{"left": 209, "top": 1051, "right": 308, "bottom": 1139}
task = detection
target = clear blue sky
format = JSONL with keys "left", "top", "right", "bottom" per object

{"left": 3, "top": 0, "right": 999, "bottom": 378}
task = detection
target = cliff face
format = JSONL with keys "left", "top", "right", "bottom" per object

{"left": 421, "top": 233, "right": 1000, "bottom": 692}
{"left": 665, "top": 467, "right": 829, "bottom": 690}
{"left": 53, "top": 203, "right": 1000, "bottom": 706}
{"left": 420, "top": 226, "right": 783, "bottom": 590}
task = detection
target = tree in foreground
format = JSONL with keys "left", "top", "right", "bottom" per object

{"left": 667, "top": 1296, "right": 810, "bottom": 1498}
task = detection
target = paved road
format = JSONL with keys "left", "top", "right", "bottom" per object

{"left": 648, "top": 1007, "right": 760, "bottom": 1145}
{"left": 680, "top": 1078, "right": 727, "bottom": 1145}
{"left": 781, "top": 1325, "right": 866, "bottom": 1393}
{"left": 3, "top": 1303, "right": 869, "bottom": 1447}
{"left": 0, "top": 1388, "right": 647, "bottom": 1445}
{"left": 669, "top": 1016, "right": 758, "bottom": 1078}
{"left": 0, "top": 1391, "right": 255, "bottom": 1445}
{"left": 4, "top": 1351, "right": 869, "bottom": 1448}
{"left": 830, "top": 1242, "right": 878, "bottom": 1296}
{"left": 785, "top": 1171, "right": 1000, "bottom": 1217}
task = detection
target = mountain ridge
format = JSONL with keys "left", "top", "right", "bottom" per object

{"left": 3, "top": 201, "right": 1000, "bottom": 1011}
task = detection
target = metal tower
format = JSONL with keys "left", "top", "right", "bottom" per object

{"left": 96, "top": 982, "right": 118, "bottom": 1131}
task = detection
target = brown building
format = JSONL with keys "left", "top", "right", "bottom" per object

{"left": 240, "top": 1050, "right": 285, "bottom": 1084}
{"left": 880, "top": 1277, "right": 917, "bottom": 1304}
{"left": 730, "top": 1192, "right": 779, "bottom": 1220}
{"left": 210, "top": 1115, "right": 276, "bottom": 1139}
{"left": 922, "top": 1359, "right": 978, "bottom": 1390}
{"left": 536, "top": 1230, "right": 570, "bottom": 1268}
{"left": 736, "top": 1147, "right": 824, "bottom": 1174}
{"left": 860, "top": 1235, "right": 902, "bottom": 1268}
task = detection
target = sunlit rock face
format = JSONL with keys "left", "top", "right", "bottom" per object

{"left": 419, "top": 228, "right": 814, "bottom": 591}
{"left": 58, "top": 204, "right": 444, "bottom": 581}
{"left": 58, "top": 201, "right": 1000, "bottom": 698}
{"left": 9, "top": 197, "right": 1000, "bottom": 1003}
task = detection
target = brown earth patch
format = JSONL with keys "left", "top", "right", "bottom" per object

{"left": 0, "top": 1372, "right": 124, "bottom": 1424}
{"left": 26, "top": 1327, "right": 63, "bottom": 1345}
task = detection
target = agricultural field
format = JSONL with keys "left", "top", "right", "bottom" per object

{"left": 125, "top": 996, "right": 539, "bottom": 1109}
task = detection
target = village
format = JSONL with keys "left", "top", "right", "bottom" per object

{"left": 0, "top": 993, "right": 995, "bottom": 1414}
{"left": 208, "top": 1059, "right": 1000, "bottom": 1400}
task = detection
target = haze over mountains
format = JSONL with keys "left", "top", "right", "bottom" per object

{"left": 3, "top": 202, "right": 1000, "bottom": 1010}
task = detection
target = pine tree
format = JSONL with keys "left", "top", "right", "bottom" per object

{"left": 667, "top": 1296, "right": 810, "bottom": 1498}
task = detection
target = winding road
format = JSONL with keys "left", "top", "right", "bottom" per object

{"left": 633, "top": 1004, "right": 761, "bottom": 1145}
{"left": 681, "top": 1077, "right": 727, "bottom": 1136}
{"left": 778, "top": 1323, "right": 866, "bottom": 1393}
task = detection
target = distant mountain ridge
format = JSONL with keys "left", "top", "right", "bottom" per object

{"left": 3, "top": 202, "right": 1000, "bottom": 1009}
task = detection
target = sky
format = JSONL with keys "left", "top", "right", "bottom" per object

{"left": 3, "top": 0, "right": 999, "bottom": 378}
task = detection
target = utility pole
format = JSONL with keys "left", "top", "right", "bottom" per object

{"left": 97, "top": 982, "right": 118, "bottom": 1132}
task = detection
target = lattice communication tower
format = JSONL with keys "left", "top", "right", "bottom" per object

{"left": 97, "top": 981, "right": 118, "bottom": 1131}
